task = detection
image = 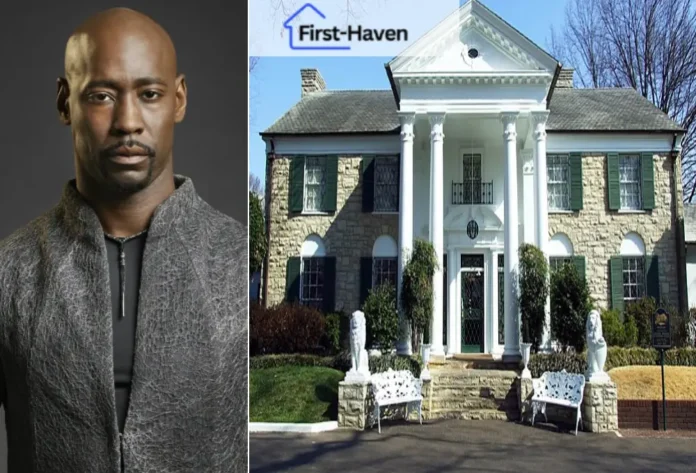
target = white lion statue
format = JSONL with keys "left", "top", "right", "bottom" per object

{"left": 585, "top": 309, "right": 610, "bottom": 384}
{"left": 345, "top": 310, "right": 370, "bottom": 382}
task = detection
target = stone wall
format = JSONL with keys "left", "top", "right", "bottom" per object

{"left": 265, "top": 156, "right": 398, "bottom": 312}
{"left": 338, "top": 381, "right": 368, "bottom": 430}
{"left": 582, "top": 382, "right": 619, "bottom": 433}
{"left": 549, "top": 153, "right": 683, "bottom": 309}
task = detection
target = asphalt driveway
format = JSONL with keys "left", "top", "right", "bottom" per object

{"left": 250, "top": 419, "right": 696, "bottom": 473}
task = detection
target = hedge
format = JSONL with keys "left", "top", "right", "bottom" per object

{"left": 529, "top": 347, "right": 696, "bottom": 378}
{"left": 250, "top": 352, "right": 421, "bottom": 378}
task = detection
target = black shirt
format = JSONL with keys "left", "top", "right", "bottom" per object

{"left": 105, "top": 231, "right": 146, "bottom": 433}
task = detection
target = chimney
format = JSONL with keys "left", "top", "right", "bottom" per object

{"left": 301, "top": 68, "right": 326, "bottom": 97}
{"left": 556, "top": 68, "right": 574, "bottom": 88}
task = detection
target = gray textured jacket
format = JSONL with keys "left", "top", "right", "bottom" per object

{"left": 0, "top": 176, "right": 248, "bottom": 472}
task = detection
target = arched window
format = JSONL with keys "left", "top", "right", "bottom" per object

{"left": 620, "top": 232, "right": 646, "bottom": 303}
{"left": 548, "top": 233, "right": 574, "bottom": 272}
{"left": 372, "top": 236, "right": 398, "bottom": 288}
{"left": 300, "top": 235, "right": 326, "bottom": 307}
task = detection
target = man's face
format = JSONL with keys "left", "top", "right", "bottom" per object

{"left": 58, "top": 30, "right": 186, "bottom": 195}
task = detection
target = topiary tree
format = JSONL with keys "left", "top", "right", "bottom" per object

{"left": 400, "top": 239, "right": 438, "bottom": 354}
{"left": 550, "top": 263, "right": 592, "bottom": 352}
{"left": 624, "top": 296, "right": 657, "bottom": 347}
{"left": 518, "top": 243, "right": 549, "bottom": 352}
{"left": 623, "top": 315, "right": 639, "bottom": 347}
{"left": 249, "top": 190, "right": 267, "bottom": 278}
{"left": 363, "top": 283, "right": 400, "bottom": 354}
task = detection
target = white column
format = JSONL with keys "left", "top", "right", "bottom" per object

{"left": 447, "top": 249, "right": 457, "bottom": 355}
{"left": 521, "top": 150, "right": 535, "bottom": 244}
{"left": 491, "top": 250, "right": 499, "bottom": 355}
{"left": 429, "top": 112, "right": 446, "bottom": 359}
{"left": 532, "top": 111, "right": 552, "bottom": 351}
{"left": 501, "top": 112, "right": 521, "bottom": 360}
{"left": 397, "top": 113, "right": 415, "bottom": 356}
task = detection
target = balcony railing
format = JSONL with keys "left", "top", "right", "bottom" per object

{"left": 452, "top": 181, "right": 494, "bottom": 205}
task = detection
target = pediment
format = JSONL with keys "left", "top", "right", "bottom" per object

{"left": 389, "top": 0, "right": 557, "bottom": 76}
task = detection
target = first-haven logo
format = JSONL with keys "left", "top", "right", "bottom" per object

{"left": 283, "top": 3, "right": 408, "bottom": 51}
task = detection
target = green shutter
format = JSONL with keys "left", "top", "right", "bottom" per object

{"left": 645, "top": 254, "right": 660, "bottom": 304}
{"left": 569, "top": 152, "right": 583, "bottom": 211}
{"left": 610, "top": 256, "right": 624, "bottom": 312}
{"left": 362, "top": 156, "right": 375, "bottom": 213}
{"left": 359, "top": 257, "right": 373, "bottom": 307}
{"left": 322, "top": 156, "right": 338, "bottom": 212}
{"left": 641, "top": 153, "right": 655, "bottom": 210}
{"left": 286, "top": 257, "right": 301, "bottom": 302}
{"left": 289, "top": 157, "right": 305, "bottom": 213}
{"left": 573, "top": 256, "right": 586, "bottom": 280}
{"left": 323, "top": 256, "right": 337, "bottom": 313}
{"left": 607, "top": 153, "right": 620, "bottom": 210}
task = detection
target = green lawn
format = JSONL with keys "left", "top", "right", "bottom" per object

{"left": 250, "top": 365, "right": 345, "bottom": 423}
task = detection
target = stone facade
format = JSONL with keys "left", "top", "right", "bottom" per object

{"left": 338, "top": 381, "right": 369, "bottom": 430}
{"left": 582, "top": 381, "right": 619, "bottom": 433}
{"left": 549, "top": 153, "right": 683, "bottom": 309}
{"left": 265, "top": 155, "right": 398, "bottom": 313}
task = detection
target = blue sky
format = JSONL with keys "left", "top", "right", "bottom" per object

{"left": 248, "top": 0, "right": 570, "bottom": 185}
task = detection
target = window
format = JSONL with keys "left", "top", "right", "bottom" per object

{"left": 547, "top": 154, "right": 570, "bottom": 210}
{"left": 549, "top": 257, "right": 572, "bottom": 272}
{"left": 372, "top": 235, "right": 398, "bottom": 289}
{"left": 462, "top": 154, "right": 482, "bottom": 204}
{"left": 619, "top": 155, "right": 642, "bottom": 210}
{"left": 304, "top": 157, "right": 326, "bottom": 212}
{"left": 622, "top": 257, "right": 645, "bottom": 302}
{"left": 619, "top": 232, "right": 646, "bottom": 304}
{"left": 374, "top": 156, "right": 399, "bottom": 212}
{"left": 300, "top": 235, "right": 326, "bottom": 307}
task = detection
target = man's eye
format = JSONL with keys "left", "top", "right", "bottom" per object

{"left": 142, "top": 91, "right": 161, "bottom": 100}
{"left": 90, "top": 93, "right": 112, "bottom": 102}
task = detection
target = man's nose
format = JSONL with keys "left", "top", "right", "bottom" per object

{"left": 112, "top": 93, "right": 144, "bottom": 135}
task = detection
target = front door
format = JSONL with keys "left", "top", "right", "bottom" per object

{"left": 461, "top": 255, "right": 485, "bottom": 353}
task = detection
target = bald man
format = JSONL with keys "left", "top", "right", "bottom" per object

{"left": 0, "top": 8, "right": 247, "bottom": 473}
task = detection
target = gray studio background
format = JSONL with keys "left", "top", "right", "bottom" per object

{"left": 0, "top": 1, "right": 248, "bottom": 470}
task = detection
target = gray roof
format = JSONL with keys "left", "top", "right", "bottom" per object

{"left": 547, "top": 89, "right": 684, "bottom": 132}
{"left": 685, "top": 204, "right": 696, "bottom": 243}
{"left": 262, "top": 90, "right": 399, "bottom": 135}
{"left": 261, "top": 88, "right": 683, "bottom": 135}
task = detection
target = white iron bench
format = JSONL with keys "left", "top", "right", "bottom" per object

{"left": 369, "top": 368, "right": 423, "bottom": 433}
{"left": 531, "top": 370, "right": 586, "bottom": 435}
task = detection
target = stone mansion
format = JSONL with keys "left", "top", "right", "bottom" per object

{"left": 259, "top": 0, "right": 687, "bottom": 361}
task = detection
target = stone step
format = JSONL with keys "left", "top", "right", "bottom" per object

{"left": 431, "top": 376, "right": 519, "bottom": 388}
{"left": 425, "top": 408, "right": 517, "bottom": 421}
{"left": 428, "top": 398, "right": 508, "bottom": 411}
{"left": 429, "top": 386, "right": 517, "bottom": 400}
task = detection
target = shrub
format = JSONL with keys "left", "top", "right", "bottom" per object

{"left": 623, "top": 315, "right": 639, "bottom": 347}
{"left": 529, "top": 352, "right": 586, "bottom": 378}
{"left": 363, "top": 283, "right": 399, "bottom": 354}
{"left": 401, "top": 239, "right": 438, "bottom": 353}
{"left": 550, "top": 263, "right": 592, "bottom": 352}
{"left": 624, "top": 297, "right": 657, "bottom": 347}
{"left": 250, "top": 302, "right": 325, "bottom": 355}
{"left": 249, "top": 191, "right": 267, "bottom": 277}
{"left": 600, "top": 309, "right": 624, "bottom": 347}
{"left": 528, "top": 347, "right": 696, "bottom": 377}
{"left": 518, "top": 244, "right": 549, "bottom": 352}
{"left": 250, "top": 354, "right": 334, "bottom": 370}
{"left": 322, "top": 313, "right": 342, "bottom": 354}
{"left": 369, "top": 354, "right": 421, "bottom": 379}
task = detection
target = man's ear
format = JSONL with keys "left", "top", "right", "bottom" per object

{"left": 56, "top": 78, "right": 71, "bottom": 125}
{"left": 174, "top": 74, "right": 187, "bottom": 123}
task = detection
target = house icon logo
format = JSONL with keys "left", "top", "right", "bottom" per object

{"left": 283, "top": 3, "right": 351, "bottom": 51}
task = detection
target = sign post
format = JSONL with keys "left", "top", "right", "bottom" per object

{"left": 651, "top": 308, "right": 671, "bottom": 431}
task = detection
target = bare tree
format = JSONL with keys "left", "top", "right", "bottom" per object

{"left": 249, "top": 173, "right": 264, "bottom": 197}
{"left": 551, "top": 0, "right": 696, "bottom": 201}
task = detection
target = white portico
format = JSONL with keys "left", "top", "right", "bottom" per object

{"left": 390, "top": 0, "right": 559, "bottom": 360}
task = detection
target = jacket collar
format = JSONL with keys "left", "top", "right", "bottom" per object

{"left": 58, "top": 174, "right": 197, "bottom": 246}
